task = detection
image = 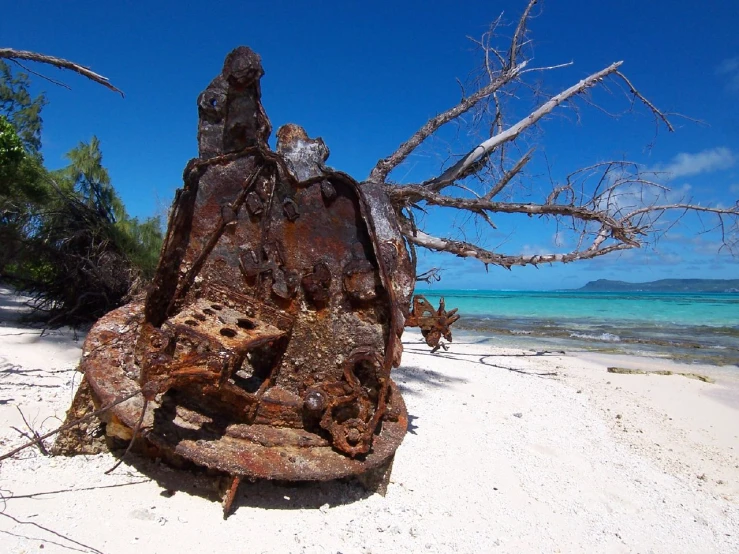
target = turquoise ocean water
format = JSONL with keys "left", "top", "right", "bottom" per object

{"left": 416, "top": 290, "right": 739, "bottom": 366}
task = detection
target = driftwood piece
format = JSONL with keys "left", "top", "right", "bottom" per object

{"left": 607, "top": 367, "right": 714, "bottom": 383}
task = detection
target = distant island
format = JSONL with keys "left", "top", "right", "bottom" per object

{"left": 576, "top": 279, "right": 739, "bottom": 293}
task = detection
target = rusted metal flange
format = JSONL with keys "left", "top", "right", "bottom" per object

{"left": 82, "top": 303, "right": 407, "bottom": 482}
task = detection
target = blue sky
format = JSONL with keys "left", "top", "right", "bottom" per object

{"left": 3, "top": 0, "right": 738, "bottom": 290}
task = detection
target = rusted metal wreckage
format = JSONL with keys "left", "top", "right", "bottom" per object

{"left": 77, "top": 47, "right": 458, "bottom": 515}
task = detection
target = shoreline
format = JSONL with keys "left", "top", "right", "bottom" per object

{"left": 453, "top": 325, "right": 739, "bottom": 368}
{"left": 418, "top": 288, "right": 739, "bottom": 367}
{"left": 1, "top": 288, "right": 738, "bottom": 553}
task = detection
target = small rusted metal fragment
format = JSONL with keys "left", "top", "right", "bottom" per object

{"left": 223, "top": 475, "right": 242, "bottom": 518}
{"left": 320, "top": 180, "right": 336, "bottom": 202}
{"left": 245, "top": 191, "right": 263, "bottom": 216}
{"left": 301, "top": 262, "right": 332, "bottom": 307}
{"left": 282, "top": 197, "right": 299, "bottom": 221}
{"left": 343, "top": 260, "right": 378, "bottom": 302}
{"left": 405, "top": 296, "right": 460, "bottom": 350}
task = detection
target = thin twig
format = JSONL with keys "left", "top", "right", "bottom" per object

{"left": 105, "top": 398, "right": 148, "bottom": 474}
{"left": 13, "top": 407, "right": 49, "bottom": 456}
{"left": 0, "top": 390, "right": 140, "bottom": 463}
{"left": 8, "top": 59, "right": 72, "bottom": 90}
{"left": 0, "top": 511, "right": 104, "bottom": 554}
{"left": 614, "top": 70, "right": 674, "bottom": 132}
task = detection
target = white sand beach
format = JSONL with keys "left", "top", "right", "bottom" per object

{"left": 1, "top": 285, "right": 738, "bottom": 553}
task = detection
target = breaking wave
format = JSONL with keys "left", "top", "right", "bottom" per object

{"left": 569, "top": 332, "right": 621, "bottom": 342}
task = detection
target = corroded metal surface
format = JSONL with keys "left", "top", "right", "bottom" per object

{"left": 82, "top": 305, "right": 407, "bottom": 481}
{"left": 405, "top": 296, "right": 460, "bottom": 350}
{"left": 81, "top": 46, "right": 417, "bottom": 489}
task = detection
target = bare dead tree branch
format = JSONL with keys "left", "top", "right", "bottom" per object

{"left": 11, "top": 407, "right": 50, "bottom": 457}
{"left": 614, "top": 70, "right": 674, "bottom": 132}
{"left": 0, "top": 48, "right": 124, "bottom": 96}
{"left": 399, "top": 217, "right": 635, "bottom": 269}
{"left": 416, "top": 268, "right": 443, "bottom": 283}
{"left": 7, "top": 59, "right": 72, "bottom": 90}
{"left": 508, "top": 0, "right": 538, "bottom": 70}
{"left": 367, "top": 4, "right": 541, "bottom": 184}
{"left": 484, "top": 148, "right": 534, "bottom": 200}
{"left": 425, "top": 61, "right": 624, "bottom": 190}
{"left": 368, "top": 59, "right": 527, "bottom": 183}
{"left": 390, "top": 185, "right": 621, "bottom": 225}
{"left": 370, "top": 2, "right": 738, "bottom": 277}
{"left": 624, "top": 203, "right": 739, "bottom": 220}
{"left": 391, "top": 159, "right": 739, "bottom": 269}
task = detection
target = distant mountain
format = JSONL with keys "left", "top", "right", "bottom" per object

{"left": 576, "top": 279, "right": 739, "bottom": 293}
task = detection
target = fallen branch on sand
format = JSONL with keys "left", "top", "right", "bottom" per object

{"left": 607, "top": 367, "right": 714, "bottom": 383}
{"left": 10, "top": 407, "right": 50, "bottom": 457}
{"left": 0, "top": 390, "right": 140, "bottom": 463}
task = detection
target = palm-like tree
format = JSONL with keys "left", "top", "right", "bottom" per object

{"left": 60, "top": 136, "right": 123, "bottom": 222}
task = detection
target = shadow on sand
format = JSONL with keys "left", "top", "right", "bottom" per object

{"left": 401, "top": 341, "right": 561, "bottom": 378}
{"left": 102, "top": 450, "right": 377, "bottom": 513}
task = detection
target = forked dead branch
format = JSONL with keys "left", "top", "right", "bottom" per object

{"left": 375, "top": 0, "right": 738, "bottom": 270}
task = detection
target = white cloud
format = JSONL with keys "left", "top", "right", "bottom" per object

{"left": 653, "top": 147, "right": 736, "bottom": 179}
{"left": 655, "top": 252, "right": 684, "bottom": 266}
{"left": 661, "top": 232, "right": 685, "bottom": 242}
{"left": 717, "top": 57, "right": 739, "bottom": 92}
{"left": 666, "top": 182, "right": 691, "bottom": 203}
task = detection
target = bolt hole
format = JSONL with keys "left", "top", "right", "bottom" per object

{"left": 184, "top": 320, "right": 199, "bottom": 326}
{"left": 220, "top": 328, "right": 237, "bottom": 338}
{"left": 237, "top": 318, "right": 256, "bottom": 330}
{"left": 202, "top": 308, "right": 215, "bottom": 316}
{"left": 211, "top": 304, "right": 224, "bottom": 311}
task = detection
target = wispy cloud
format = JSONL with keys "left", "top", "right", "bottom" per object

{"left": 653, "top": 147, "right": 736, "bottom": 179}
{"left": 552, "top": 231, "right": 566, "bottom": 247}
{"left": 666, "top": 183, "right": 692, "bottom": 203}
{"left": 655, "top": 252, "right": 684, "bottom": 265}
{"left": 580, "top": 250, "right": 636, "bottom": 271}
{"left": 730, "top": 183, "right": 739, "bottom": 195}
{"left": 717, "top": 57, "right": 739, "bottom": 92}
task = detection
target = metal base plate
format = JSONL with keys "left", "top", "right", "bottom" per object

{"left": 82, "top": 303, "right": 407, "bottom": 481}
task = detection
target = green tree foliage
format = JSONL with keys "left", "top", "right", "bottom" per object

{"left": 0, "top": 114, "right": 25, "bottom": 166}
{"left": 0, "top": 116, "right": 49, "bottom": 277}
{"left": 52, "top": 137, "right": 163, "bottom": 279}
{"left": 114, "top": 213, "right": 164, "bottom": 279}
{"left": 0, "top": 61, "right": 47, "bottom": 156}
{"left": 0, "top": 63, "right": 49, "bottom": 207}
{"left": 0, "top": 62, "right": 51, "bottom": 277}
{"left": 0, "top": 115, "right": 49, "bottom": 204}
{"left": 0, "top": 63, "right": 163, "bottom": 324}
{"left": 56, "top": 136, "right": 123, "bottom": 221}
